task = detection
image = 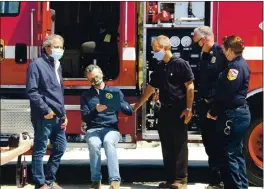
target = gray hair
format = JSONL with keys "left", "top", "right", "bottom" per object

{"left": 43, "top": 34, "right": 64, "bottom": 48}
{"left": 153, "top": 35, "right": 171, "bottom": 49}
{"left": 194, "top": 26, "right": 213, "bottom": 38}
{"left": 85, "top": 64, "right": 103, "bottom": 76}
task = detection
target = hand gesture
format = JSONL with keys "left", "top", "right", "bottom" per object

{"left": 44, "top": 110, "right": 56, "bottom": 119}
{"left": 180, "top": 109, "right": 193, "bottom": 124}
{"left": 96, "top": 104, "right": 107, "bottom": 112}
{"left": 202, "top": 37, "right": 212, "bottom": 53}
{"left": 207, "top": 111, "right": 218, "bottom": 120}
{"left": 130, "top": 103, "right": 136, "bottom": 109}
{"left": 152, "top": 92, "right": 159, "bottom": 103}
{"left": 61, "top": 116, "right": 68, "bottom": 130}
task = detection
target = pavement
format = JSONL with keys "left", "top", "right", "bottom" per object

{"left": 2, "top": 183, "right": 261, "bottom": 189}
{"left": 1, "top": 142, "right": 262, "bottom": 189}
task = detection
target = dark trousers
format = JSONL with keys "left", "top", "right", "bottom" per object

{"left": 31, "top": 117, "right": 67, "bottom": 188}
{"left": 216, "top": 105, "right": 250, "bottom": 189}
{"left": 157, "top": 105, "right": 188, "bottom": 184}
{"left": 198, "top": 100, "right": 222, "bottom": 185}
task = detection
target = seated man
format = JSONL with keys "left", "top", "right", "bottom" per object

{"left": 80, "top": 64, "right": 133, "bottom": 189}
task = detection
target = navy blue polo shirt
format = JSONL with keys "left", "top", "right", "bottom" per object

{"left": 149, "top": 55, "right": 194, "bottom": 105}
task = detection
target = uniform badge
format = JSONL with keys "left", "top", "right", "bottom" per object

{"left": 227, "top": 69, "right": 239, "bottom": 81}
{"left": 211, "top": 56, "right": 216, "bottom": 63}
{"left": 105, "top": 93, "right": 113, "bottom": 99}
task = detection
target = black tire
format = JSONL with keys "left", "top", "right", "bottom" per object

{"left": 244, "top": 117, "right": 263, "bottom": 187}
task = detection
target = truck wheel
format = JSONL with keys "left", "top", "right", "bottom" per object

{"left": 244, "top": 117, "right": 263, "bottom": 186}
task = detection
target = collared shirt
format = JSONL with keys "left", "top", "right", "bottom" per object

{"left": 199, "top": 43, "right": 227, "bottom": 99}
{"left": 149, "top": 55, "right": 194, "bottom": 104}
{"left": 210, "top": 55, "right": 250, "bottom": 116}
{"left": 54, "top": 60, "right": 61, "bottom": 85}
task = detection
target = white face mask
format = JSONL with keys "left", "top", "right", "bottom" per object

{"left": 50, "top": 48, "right": 64, "bottom": 61}
{"left": 153, "top": 50, "right": 165, "bottom": 61}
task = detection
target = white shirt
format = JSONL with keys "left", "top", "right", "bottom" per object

{"left": 54, "top": 60, "right": 61, "bottom": 85}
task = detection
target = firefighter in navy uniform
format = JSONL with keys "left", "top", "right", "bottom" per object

{"left": 133, "top": 35, "right": 195, "bottom": 189}
{"left": 207, "top": 35, "right": 251, "bottom": 189}
{"left": 193, "top": 26, "right": 226, "bottom": 189}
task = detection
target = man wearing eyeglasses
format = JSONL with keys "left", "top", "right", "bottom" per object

{"left": 192, "top": 26, "right": 227, "bottom": 189}
{"left": 26, "top": 34, "right": 67, "bottom": 189}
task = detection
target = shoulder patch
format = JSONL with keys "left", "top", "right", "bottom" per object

{"left": 227, "top": 69, "right": 239, "bottom": 81}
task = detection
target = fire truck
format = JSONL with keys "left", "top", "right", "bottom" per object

{"left": 0, "top": 1, "right": 263, "bottom": 187}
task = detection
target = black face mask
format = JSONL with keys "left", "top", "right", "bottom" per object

{"left": 193, "top": 39, "right": 204, "bottom": 51}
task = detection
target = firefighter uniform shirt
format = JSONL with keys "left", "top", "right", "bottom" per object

{"left": 199, "top": 43, "right": 227, "bottom": 99}
{"left": 210, "top": 55, "right": 250, "bottom": 116}
{"left": 149, "top": 55, "right": 194, "bottom": 104}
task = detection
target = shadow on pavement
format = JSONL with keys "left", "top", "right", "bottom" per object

{"left": 0, "top": 159, "right": 210, "bottom": 186}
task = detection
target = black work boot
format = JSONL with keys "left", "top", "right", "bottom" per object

{"left": 158, "top": 181, "right": 172, "bottom": 188}
{"left": 206, "top": 182, "right": 224, "bottom": 189}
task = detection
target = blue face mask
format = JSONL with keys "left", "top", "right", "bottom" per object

{"left": 50, "top": 48, "right": 64, "bottom": 61}
{"left": 153, "top": 50, "right": 165, "bottom": 61}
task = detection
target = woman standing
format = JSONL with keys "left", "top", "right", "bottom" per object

{"left": 207, "top": 35, "right": 251, "bottom": 189}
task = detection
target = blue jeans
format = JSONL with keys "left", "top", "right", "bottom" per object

{"left": 31, "top": 117, "right": 67, "bottom": 187}
{"left": 85, "top": 127, "right": 121, "bottom": 183}
{"left": 217, "top": 105, "right": 251, "bottom": 189}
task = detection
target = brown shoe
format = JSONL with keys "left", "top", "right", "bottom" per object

{"left": 158, "top": 181, "right": 172, "bottom": 188}
{"left": 37, "top": 184, "right": 49, "bottom": 189}
{"left": 89, "top": 181, "right": 101, "bottom": 189}
{"left": 109, "top": 181, "right": 120, "bottom": 189}
{"left": 206, "top": 184, "right": 224, "bottom": 189}
{"left": 170, "top": 182, "right": 187, "bottom": 189}
{"left": 49, "top": 182, "right": 63, "bottom": 189}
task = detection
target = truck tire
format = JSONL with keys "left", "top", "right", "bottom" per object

{"left": 244, "top": 117, "right": 263, "bottom": 186}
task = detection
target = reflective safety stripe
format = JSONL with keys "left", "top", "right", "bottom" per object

{"left": 122, "top": 47, "right": 136, "bottom": 60}
{"left": 4, "top": 46, "right": 39, "bottom": 59}
{"left": 243, "top": 46, "right": 263, "bottom": 60}
{"left": 3, "top": 46, "right": 262, "bottom": 61}
{"left": 0, "top": 85, "right": 136, "bottom": 90}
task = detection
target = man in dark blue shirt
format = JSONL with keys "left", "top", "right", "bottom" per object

{"left": 26, "top": 34, "right": 67, "bottom": 189}
{"left": 193, "top": 26, "right": 226, "bottom": 189}
{"left": 80, "top": 64, "right": 133, "bottom": 189}
{"left": 133, "top": 35, "right": 194, "bottom": 189}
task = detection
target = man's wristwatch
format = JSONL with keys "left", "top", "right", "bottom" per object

{"left": 186, "top": 108, "right": 192, "bottom": 112}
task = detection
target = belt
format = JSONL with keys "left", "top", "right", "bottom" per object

{"left": 229, "top": 101, "right": 248, "bottom": 110}
{"left": 160, "top": 102, "right": 185, "bottom": 109}
{"left": 234, "top": 103, "right": 248, "bottom": 110}
{"left": 201, "top": 97, "right": 214, "bottom": 104}
{"left": 160, "top": 103, "right": 175, "bottom": 108}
